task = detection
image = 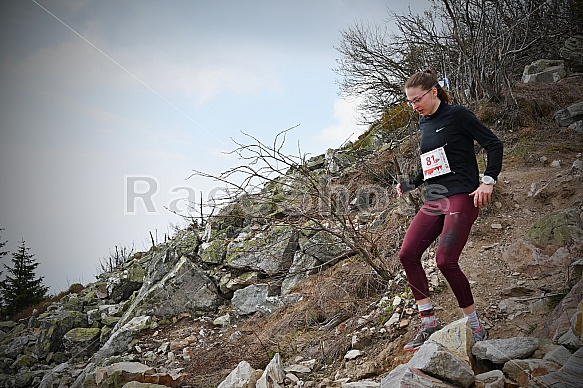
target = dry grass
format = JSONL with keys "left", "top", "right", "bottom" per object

{"left": 11, "top": 283, "right": 85, "bottom": 321}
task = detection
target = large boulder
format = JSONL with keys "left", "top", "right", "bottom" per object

{"left": 472, "top": 337, "right": 540, "bottom": 364}
{"left": 108, "top": 261, "right": 146, "bottom": 303}
{"left": 408, "top": 342, "right": 475, "bottom": 388}
{"left": 282, "top": 230, "right": 351, "bottom": 294}
{"left": 116, "top": 256, "right": 223, "bottom": 328}
{"left": 522, "top": 59, "right": 566, "bottom": 83}
{"left": 555, "top": 101, "right": 583, "bottom": 127}
{"left": 503, "top": 209, "right": 583, "bottom": 276}
{"left": 427, "top": 318, "right": 474, "bottom": 365}
{"left": 525, "top": 209, "right": 583, "bottom": 249}
{"left": 532, "top": 348, "right": 583, "bottom": 387}
{"left": 217, "top": 360, "right": 259, "bottom": 388}
{"left": 94, "top": 316, "right": 153, "bottom": 360}
{"left": 36, "top": 310, "right": 88, "bottom": 360}
{"left": 63, "top": 327, "right": 101, "bottom": 358}
{"left": 231, "top": 284, "right": 301, "bottom": 316}
{"left": 533, "top": 277, "right": 583, "bottom": 342}
{"left": 226, "top": 226, "right": 298, "bottom": 276}
{"left": 560, "top": 35, "right": 583, "bottom": 72}
{"left": 380, "top": 363, "right": 459, "bottom": 387}
{"left": 502, "top": 239, "right": 573, "bottom": 277}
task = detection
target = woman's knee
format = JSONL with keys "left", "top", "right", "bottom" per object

{"left": 398, "top": 245, "right": 417, "bottom": 264}
{"left": 435, "top": 256, "right": 460, "bottom": 273}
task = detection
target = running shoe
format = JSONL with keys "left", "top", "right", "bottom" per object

{"left": 403, "top": 321, "right": 442, "bottom": 352}
{"left": 472, "top": 323, "right": 488, "bottom": 342}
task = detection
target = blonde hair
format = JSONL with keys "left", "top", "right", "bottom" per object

{"left": 404, "top": 69, "right": 449, "bottom": 103}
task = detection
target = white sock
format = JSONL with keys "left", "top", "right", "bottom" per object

{"left": 418, "top": 302, "right": 436, "bottom": 326}
{"left": 464, "top": 310, "right": 480, "bottom": 330}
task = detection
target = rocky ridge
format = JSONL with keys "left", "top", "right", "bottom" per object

{"left": 0, "top": 65, "right": 582, "bottom": 387}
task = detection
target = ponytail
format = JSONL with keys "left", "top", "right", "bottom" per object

{"left": 404, "top": 69, "right": 450, "bottom": 104}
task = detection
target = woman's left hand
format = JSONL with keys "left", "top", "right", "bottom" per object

{"left": 469, "top": 184, "right": 494, "bottom": 207}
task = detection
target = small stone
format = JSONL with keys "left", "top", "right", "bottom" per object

{"left": 385, "top": 313, "right": 400, "bottom": 327}
{"left": 344, "top": 349, "right": 363, "bottom": 360}
{"left": 491, "top": 223, "right": 503, "bottom": 229}
{"left": 399, "top": 319, "right": 409, "bottom": 328}
{"left": 550, "top": 160, "right": 561, "bottom": 168}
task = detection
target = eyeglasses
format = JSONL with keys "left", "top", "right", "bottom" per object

{"left": 406, "top": 86, "right": 435, "bottom": 106}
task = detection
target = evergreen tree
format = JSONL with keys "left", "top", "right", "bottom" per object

{"left": 0, "top": 239, "right": 48, "bottom": 319}
{"left": 0, "top": 229, "right": 6, "bottom": 316}
{"left": 0, "top": 229, "right": 6, "bottom": 270}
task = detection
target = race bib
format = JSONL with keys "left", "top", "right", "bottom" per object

{"left": 421, "top": 146, "right": 451, "bottom": 179}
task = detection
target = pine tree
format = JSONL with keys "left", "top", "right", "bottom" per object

{"left": 0, "top": 239, "right": 48, "bottom": 319}
{"left": 0, "top": 229, "right": 6, "bottom": 316}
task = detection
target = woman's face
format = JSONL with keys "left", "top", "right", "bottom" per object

{"left": 406, "top": 86, "right": 439, "bottom": 116}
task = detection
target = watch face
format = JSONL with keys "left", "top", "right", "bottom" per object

{"left": 482, "top": 176, "right": 495, "bottom": 184}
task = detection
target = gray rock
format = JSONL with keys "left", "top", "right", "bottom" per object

{"left": 36, "top": 310, "right": 88, "bottom": 360}
{"left": 522, "top": 59, "right": 566, "bottom": 83}
{"left": 342, "top": 381, "right": 380, "bottom": 388}
{"left": 523, "top": 59, "right": 565, "bottom": 75}
{"left": 427, "top": 317, "right": 473, "bottom": 364}
{"left": 502, "top": 358, "right": 558, "bottom": 383}
{"left": 217, "top": 360, "right": 258, "bottom": 388}
{"left": 567, "top": 101, "right": 583, "bottom": 120}
{"left": 472, "top": 337, "right": 539, "bottom": 364}
{"left": 199, "top": 239, "right": 227, "bottom": 264}
{"left": 550, "top": 160, "right": 562, "bottom": 168}
{"left": 108, "top": 261, "right": 145, "bottom": 303}
{"left": 256, "top": 353, "right": 285, "bottom": 388}
{"left": 63, "top": 327, "right": 101, "bottom": 357}
{"left": 532, "top": 277, "right": 583, "bottom": 342}
{"left": 498, "top": 298, "right": 529, "bottom": 318}
{"left": 94, "top": 316, "right": 152, "bottom": 361}
{"left": 116, "top": 256, "right": 222, "bottom": 329}
{"left": 474, "top": 370, "right": 505, "bottom": 388}
{"left": 231, "top": 284, "right": 300, "bottom": 316}
{"left": 558, "top": 325, "right": 583, "bottom": 350}
{"left": 570, "top": 120, "right": 583, "bottom": 134}
{"left": 532, "top": 347, "right": 583, "bottom": 387}
{"left": 38, "top": 362, "right": 73, "bottom": 388}
{"left": 556, "top": 108, "right": 575, "bottom": 127}
{"left": 281, "top": 251, "right": 320, "bottom": 295}
{"left": 560, "top": 35, "right": 583, "bottom": 72}
{"left": 380, "top": 364, "right": 459, "bottom": 387}
{"left": 408, "top": 341, "right": 475, "bottom": 388}
{"left": 556, "top": 101, "right": 583, "bottom": 127}
{"left": 226, "top": 226, "right": 298, "bottom": 275}
{"left": 3, "top": 335, "right": 29, "bottom": 359}
{"left": 543, "top": 345, "right": 574, "bottom": 367}
{"left": 282, "top": 230, "right": 351, "bottom": 294}
{"left": 94, "top": 361, "right": 155, "bottom": 385}
{"left": 61, "top": 294, "right": 84, "bottom": 312}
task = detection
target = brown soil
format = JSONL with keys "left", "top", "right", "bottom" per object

{"left": 132, "top": 76, "right": 583, "bottom": 387}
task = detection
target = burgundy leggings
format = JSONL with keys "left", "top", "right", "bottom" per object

{"left": 398, "top": 193, "right": 479, "bottom": 308}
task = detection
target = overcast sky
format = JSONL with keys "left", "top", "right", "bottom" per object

{"left": 0, "top": 0, "right": 430, "bottom": 293}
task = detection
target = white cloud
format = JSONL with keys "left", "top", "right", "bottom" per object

{"left": 6, "top": 31, "right": 282, "bottom": 110}
{"left": 317, "top": 97, "right": 368, "bottom": 147}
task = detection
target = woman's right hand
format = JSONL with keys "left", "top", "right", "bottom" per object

{"left": 396, "top": 183, "right": 403, "bottom": 197}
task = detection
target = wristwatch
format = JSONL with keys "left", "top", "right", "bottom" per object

{"left": 481, "top": 175, "right": 496, "bottom": 185}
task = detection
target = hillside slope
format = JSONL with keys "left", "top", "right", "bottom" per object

{"left": 129, "top": 76, "right": 583, "bottom": 386}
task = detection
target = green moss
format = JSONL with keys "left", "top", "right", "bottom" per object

{"left": 545, "top": 144, "right": 582, "bottom": 153}
{"left": 507, "top": 138, "right": 536, "bottom": 159}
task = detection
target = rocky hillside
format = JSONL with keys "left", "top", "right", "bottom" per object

{"left": 0, "top": 66, "right": 582, "bottom": 387}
